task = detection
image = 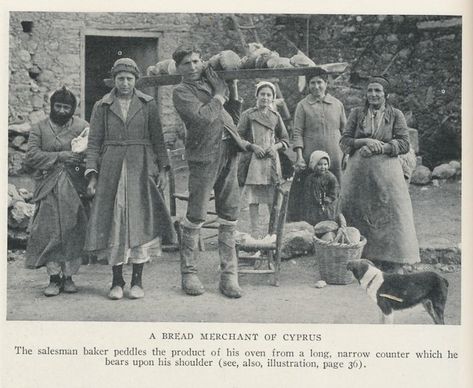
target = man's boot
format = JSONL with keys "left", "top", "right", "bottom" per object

{"left": 108, "top": 264, "right": 125, "bottom": 300}
{"left": 218, "top": 220, "right": 242, "bottom": 298}
{"left": 180, "top": 219, "right": 205, "bottom": 295}
{"left": 129, "top": 263, "right": 145, "bottom": 299}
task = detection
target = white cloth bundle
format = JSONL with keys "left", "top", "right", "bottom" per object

{"left": 71, "top": 127, "right": 89, "bottom": 153}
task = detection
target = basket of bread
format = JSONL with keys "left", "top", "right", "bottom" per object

{"left": 313, "top": 214, "right": 367, "bottom": 285}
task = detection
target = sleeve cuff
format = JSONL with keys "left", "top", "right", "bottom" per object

{"left": 214, "top": 95, "right": 226, "bottom": 105}
{"left": 84, "top": 168, "right": 98, "bottom": 177}
{"left": 280, "top": 141, "right": 289, "bottom": 150}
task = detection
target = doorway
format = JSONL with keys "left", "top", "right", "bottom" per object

{"left": 83, "top": 34, "right": 159, "bottom": 121}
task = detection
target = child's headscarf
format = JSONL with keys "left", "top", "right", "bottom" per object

{"left": 309, "top": 150, "right": 331, "bottom": 171}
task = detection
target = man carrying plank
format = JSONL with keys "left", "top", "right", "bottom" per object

{"left": 172, "top": 45, "right": 253, "bottom": 298}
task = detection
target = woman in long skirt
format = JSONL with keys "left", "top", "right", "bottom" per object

{"left": 85, "top": 58, "right": 174, "bottom": 300}
{"left": 339, "top": 75, "right": 420, "bottom": 271}
{"left": 25, "top": 87, "right": 89, "bottom": 296}
{"left": 287, "top": 68, "right": 346, "bottom": 222}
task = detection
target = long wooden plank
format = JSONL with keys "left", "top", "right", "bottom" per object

{"left": 103, "top": 63, "right": 349, "bottom": 89}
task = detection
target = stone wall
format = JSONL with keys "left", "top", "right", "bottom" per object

{"left": 169, "top": 13, "right": 462, "bottom": 168}
{"left": 263, "top": 14, "right": 462, "bottom": 168}
{"left": 8, "top": 11, "right": 194, "bottom": 176}
{"left": 8, "top": 12, "right": 462, "bottom": 180}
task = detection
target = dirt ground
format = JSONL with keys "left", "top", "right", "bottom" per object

{"left": 6, "top": 180, "right": 461, "bottom": 324}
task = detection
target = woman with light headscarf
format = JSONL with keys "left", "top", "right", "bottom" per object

{"left": 238, "top": 81, "right": 290, "bottom": 238}
{"left": 339, "top": 75, "right": 420, "bottom": 272}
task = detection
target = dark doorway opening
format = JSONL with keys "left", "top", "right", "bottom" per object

{"left": 84, "top": 35, "right": 158, "bottom": 121}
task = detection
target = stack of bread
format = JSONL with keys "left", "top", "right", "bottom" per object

{"left": 146, "top": 43, "right": 317, "bottom": 75}
{"left": 313, "top": 214, "right": 361, "bottom": 245}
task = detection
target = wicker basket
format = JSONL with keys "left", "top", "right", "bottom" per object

{"left": 314, "top": 235, "right": 367, "bottom": 285}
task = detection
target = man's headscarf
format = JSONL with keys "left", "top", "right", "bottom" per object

{"left": 49, "top": 86, "right": 77, "bottom": 126}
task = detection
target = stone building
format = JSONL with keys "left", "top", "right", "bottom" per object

{"left": 8, "top": 12, "right": 462, "bottom": 181}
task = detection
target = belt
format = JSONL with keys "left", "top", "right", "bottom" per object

{"left": 103, "top": 139, "right": 152, "bottom": 146}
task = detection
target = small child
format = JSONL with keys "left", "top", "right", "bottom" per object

{"left": 302, "top": 150, "right": 340, "bottom": 226}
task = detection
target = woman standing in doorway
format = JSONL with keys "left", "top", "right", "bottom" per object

{"left": 85, "top": 58, "right": 174, "bottom": 300}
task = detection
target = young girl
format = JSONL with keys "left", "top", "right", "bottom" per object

{"left": 238, "top": 81, "right": 290, "bottom": 238}
{"left": 303, "top": 150, "right": 340, "bottom": 226}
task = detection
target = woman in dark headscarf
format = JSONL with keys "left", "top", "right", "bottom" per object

{"left": 85, "top": 58, "right": 174, "bottom": 300}
{"left": 287, "top": 68, "right": 346, "bottom": 222}
{"left": 25, "top": 86, "right": 89, "bottom": 296}
{"left": 339, "top": 76, "right": 420, "bottom": 271}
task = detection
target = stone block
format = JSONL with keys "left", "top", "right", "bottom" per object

{"left": 411, "top": 165, "right": 432, "bottom": 185}
{"left": 432, "top": 163, "right": 456, "bottom": 179}
{"left": 281, "top": 222, "right": 315, "bottom": 259}
{"left": 419, "top": 246, "right": 461, "bottom": 265}
{"left": 448, "top": 160, "right": 461, "bottom": 175}
{"left": 417, "top": 18, "right": 462, "bottom": 30}
{"left": 392, "top": 15, "right": 405, "bottom": 23}
{"left": 31, "top": 94, "right": 44, "bottom": 109}
{"left": 398, "top": 48, "right": 411, "bottom": 59}
{"left": 27, "top": 40, "right": 38, "bottom": 53}
{"left": 8, "top": 183, "right": 23, "bottom": 203}
{"left": 48, "top": 40, "right": 59, "bottom": 51}
{"left": 8, "top": 150, "right": 26, "bottom": 176}
{"left": 9, "top": 201, "right": 35, "bottom": 229}
{"left": 18, "top": 49, "right": 31, "bottom": 63}
{"left": 9, "top": 122, "right": 31, "bottom": 134}
{"left": 58, "top": 54, "right": 80, "bottom": 69}
{"left": 29, "top": 80, "right": 40, "bottom": 92}
{"left": 29, "top": 110, "right": 47, "bottom": 124}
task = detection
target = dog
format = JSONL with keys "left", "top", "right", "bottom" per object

{"left": 346, "top": 259, "right": 449, "bottom": 324}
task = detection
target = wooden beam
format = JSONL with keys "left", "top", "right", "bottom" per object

{"left": 119, "top": 64, "right": 350, "bottom": 89}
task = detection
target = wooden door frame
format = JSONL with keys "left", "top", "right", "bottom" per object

{"left": 79, "top": 28, "right": 162, "bottom": 118}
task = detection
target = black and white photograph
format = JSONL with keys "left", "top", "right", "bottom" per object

{"left": 2, "top": 1, "right": 472, "bottom": 387}
{"left": 5, "top": 10, "right": 463, "bottom": 324}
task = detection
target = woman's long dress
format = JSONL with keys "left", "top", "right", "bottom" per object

{"left": 339, "top": 105, "right": 420, "bottom": 264}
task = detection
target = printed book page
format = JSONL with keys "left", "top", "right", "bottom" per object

{"left": 1, "top": 0, "right": 472, "bottom": 387}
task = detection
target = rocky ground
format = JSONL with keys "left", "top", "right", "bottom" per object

{"left": 6, "top": 179, "right": 461, "bottom": 324}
